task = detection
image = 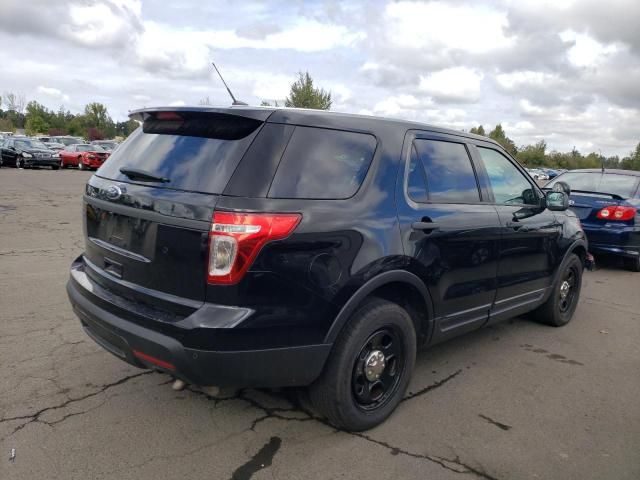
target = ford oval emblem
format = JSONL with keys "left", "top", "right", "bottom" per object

{"left": 106, "top": 185, "right": 123, "bottom": 200}
{"left": 568, "top": 199, "right": 575, "bottom": 206}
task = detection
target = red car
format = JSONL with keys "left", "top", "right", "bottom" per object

{"left": 59, "top": 144, "right": 110, "bottom": 170}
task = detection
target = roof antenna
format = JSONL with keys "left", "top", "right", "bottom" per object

{"left": 600, "top": 149, "right": 605, "bottom": 173}
{"left": 211, "top": 62, "right": 247, "bottom": 106}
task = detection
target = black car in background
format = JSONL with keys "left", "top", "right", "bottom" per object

{"left": 0, "top": 137, "right": 60, "bottom": 169}
{"left": 67, "top": 107, "right": 589, "bottom": 430}
{"left": 547, "top": 169, "right": 640, "bottom": 271}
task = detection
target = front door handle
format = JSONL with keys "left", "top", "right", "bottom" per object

{"left": 412, "top": 221, "right": 439, "bottom": 231}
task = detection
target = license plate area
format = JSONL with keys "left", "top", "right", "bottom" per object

{"left": 86, "top": 205, "right": 157, "bottom": 261}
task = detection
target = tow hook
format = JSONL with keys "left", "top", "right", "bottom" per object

{"left": 585, "top": 253, "right": 596, "bottom": 271}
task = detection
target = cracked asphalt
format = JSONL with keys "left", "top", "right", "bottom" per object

{"left": 1, "top": 169, "right": 639, "bottom": 480}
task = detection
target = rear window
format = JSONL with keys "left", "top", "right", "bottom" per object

{"left": 97, "top": 112, "right": 262, "bottom": 194}
{"left": 549, "top": 172, "right": 639, "bottom": 198}
{"left": 268, "top": 126, "right": 376, "bottom": 199}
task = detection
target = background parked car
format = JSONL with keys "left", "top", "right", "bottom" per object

{"left": 546, "top": 169, "right": 640, "bottom": 271}
{"left": 527, "top": 168, "right": 549, "bottom": 181}
{"left": 543, "top": 168, "right": 560, "bottom": 179}
{"left": 59, "top": 143, "right": 110, "bottom": 170}
{"left": 0, "top": 137, "right": 60, "bottom": 169}
{"left": 52, "top": 136, "right": 85, "bottom": 147}
{"left": 36, "top": 136, "right": 66, "bottom": 151}
{"left": 90, "top": 140, "right": 119, "bottom": 152}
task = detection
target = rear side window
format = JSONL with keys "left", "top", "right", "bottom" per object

{"left": 97, "top": 112, "right": 262, "bottom": 194}
{"left": 408, "top": 139, "right": 480, "bottom": 203}
{"left": 268, "top": 127, "right": 376, "bottom": 199}
{"left": 549, "top": 172, "right": 639, "bottom": 198}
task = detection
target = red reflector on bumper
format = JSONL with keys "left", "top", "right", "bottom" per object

{"left": 133, "top": 350, "right": 175, "bottom": 371}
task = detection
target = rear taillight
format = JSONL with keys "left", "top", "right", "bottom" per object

{"left": 207, "top": 211, "right": 301, "bottom": 285}
{"left": 596, "top": 206, "right": 636, "bottom": 221}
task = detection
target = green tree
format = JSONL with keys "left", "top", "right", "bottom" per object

{"left": 469, "top": 125, "right": 486, "bottom": 136}
{"left": 0, "top": 117, "right": 15, "bottom": 132}
{"left": 516, "top": 140, "right": 546, "bottom": 167}
{"left": 488, "top": 124, "right": 518, "bottom": 157}
{"left": 284, "top": 72, "right": 332, "bottom": 110}
{"left": 24, "top": 101, "right": 51, "bottom": 135}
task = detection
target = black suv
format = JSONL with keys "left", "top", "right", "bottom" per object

{"left": 67, "top": 107, "right": 589, "bottom": 431}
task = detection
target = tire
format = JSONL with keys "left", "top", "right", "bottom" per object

{"left": 52, "top": 164, "right": 59, "bottom": 170}
{"left": 16, "top": 158, "right": 23, "bottom": 168}
{"left": 308, "top": 298, "right": 417, "bottom": 431}
{"left": 623, "top": 256, "right": 640, "bottom": 272}
{"left": 78, "top": 161, "right": 85, "bottom": 171}
{"left": 531, "top": 254, "right": 583, "bottom": 327}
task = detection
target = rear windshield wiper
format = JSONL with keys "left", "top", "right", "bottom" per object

{"left": 119, "top": 167, "right": 170, "bottom": 183}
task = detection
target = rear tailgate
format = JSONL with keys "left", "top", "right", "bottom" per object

{"left": 83, "top": 177, "right": 215, "bottom": 305}
{"left": 81, "top": 108, "right": 271, "bottom": 310}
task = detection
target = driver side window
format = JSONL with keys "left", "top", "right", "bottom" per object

{"left": 478, "top": 147, "right": 538, "bottom": 205}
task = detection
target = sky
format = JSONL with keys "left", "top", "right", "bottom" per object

{"left": 1, "top": 0, "right": 639, "bottom": 156}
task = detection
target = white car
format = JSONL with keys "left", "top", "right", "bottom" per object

{"left": 527, "top": 169, "right": 549, "bottom": 181}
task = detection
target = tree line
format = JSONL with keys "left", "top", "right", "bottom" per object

{"left": 2, "top": 72, "right": 638, "bottom": 171}
{"left": 470, "top": 124, "right": 640, "bottom": 171}
{"left": 0, "top": 92, "right": 138, "bottom": 140}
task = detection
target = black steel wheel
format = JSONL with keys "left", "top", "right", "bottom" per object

{"left": 351, "top": 327, "right": 405, "bottom": 411}
{"left": 309, "top": 297, "right": 416, "bottom": 431}
{"left": 558, "top": 265, "right": 579, "bottom": 314}
{"left": 531, "top": 253, "right": 583, "bottom": 327}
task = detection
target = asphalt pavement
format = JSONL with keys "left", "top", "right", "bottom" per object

{"left": 1, "top": 168, "right": 639, "bottom": 480}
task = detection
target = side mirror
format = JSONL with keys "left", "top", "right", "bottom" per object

{"left": 552, "top": 181, "right": 571, "bottom": 196}
{"left": 546, "top": 191, "right": 569, "bottom": 211}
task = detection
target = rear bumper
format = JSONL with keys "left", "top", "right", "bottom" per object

{"left": 584, "top": 224, "right": 640, "bottom": 258}
{"left": 83, "top": 158, "right": 106, "bottom": 168}
{"left": 67, "top": 258, "right": 331, "bottom": 388}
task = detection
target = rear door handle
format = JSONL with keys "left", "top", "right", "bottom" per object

{"left": 412, "top": 221, "right": 439, "bottom": 231}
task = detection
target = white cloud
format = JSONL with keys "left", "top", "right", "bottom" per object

{"left": 384, "top": 1, "right": 513, "bottom": 54}
{"left": 560, "top": 30, "right": 619, "bottom": 67}
{"left": 496, "top": 71, "right": 561, "bottom": 89}
{"left": 419, "top": 67, "right": 484, "bottom": 103}
{"left": 36, "top": 86, "right": 69, "bottom": 102}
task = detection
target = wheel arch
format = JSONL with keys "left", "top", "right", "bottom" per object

{"left": 552, "top": 239, "right": 588, "bottom": 288}
{"left": 324, "top": 270, "right": 434, "bottom": 346}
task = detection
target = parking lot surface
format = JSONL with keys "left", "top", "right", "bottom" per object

{"left": 1, "top": 169, "right": 639, "bottom": 480}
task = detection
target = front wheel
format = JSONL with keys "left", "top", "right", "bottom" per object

{"left": 16, "top": 158, "right": 23, "bottom": 168}
{"left": 309, "top": 298, "right": 416, "bottom": 431}
{"left": 78, "top": 161, "right": 85, "bottom": 171}
{"left": 531, "top": 254, "right": 583, "bottom": 327}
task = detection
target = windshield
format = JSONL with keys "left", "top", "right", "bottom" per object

{"left": 77, "top": 145, "right": 105, "bottom": 152}
{"left": 15, "top": 139, "right": 48, "bottom": 150}
{"left": 57, "top": 137, "right": 80, "bottom": 146}
{"left": 549, "top": 172, "right": 639, "bottom": 198}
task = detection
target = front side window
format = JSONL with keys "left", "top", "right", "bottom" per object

{"left": 478, "top": 147, "right": 538, "bottom": 205}
{"left": 408, "top": 139, "right": 480, "bottom": 203}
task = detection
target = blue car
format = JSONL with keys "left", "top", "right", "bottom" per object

{"left": 547, "top": 169, "right": 640, "bottom": 271}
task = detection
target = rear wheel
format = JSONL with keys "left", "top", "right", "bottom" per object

{"left": 308, "top": 298, "right": 416, "bottom": 431}
{"left": 531, "top": 254, "right": 582, "bottom": 327}
{"left": 623, "top": 255, "right": 640, "bottom": 272}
